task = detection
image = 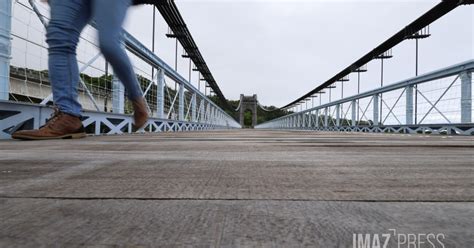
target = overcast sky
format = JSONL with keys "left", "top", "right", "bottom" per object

{"left": 11, "top": 0, "right": 473, "bottom": 109}
{"left": 122, "top": 0, "right": 473, "bottom": 108}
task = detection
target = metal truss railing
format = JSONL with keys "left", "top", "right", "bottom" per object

{"left": 0, "top": 0, "right": 240, "bottom": 139}
{"left": 256, "top": 61, "right": 474, "bottom": 135}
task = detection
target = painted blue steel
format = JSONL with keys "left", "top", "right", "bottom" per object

{"left": 0, "top": 100, "right": 237, "bottom": 139}
{"left": 18, "top": 0, "right": 240, "bottom": 129}
{"left": 122, "top": 32, "right": 238, "bottom": 124}
{"left": 257, "top": 60, "right": 473, "bottom": 134}
{"left": 261, "top": 60, "right": 474, "bottom": 122}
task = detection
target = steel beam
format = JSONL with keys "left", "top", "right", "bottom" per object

{"left": 351, "top": 100, "right": 357, "bottom": 126}
{"left": 460, "top": 71, "right": 472, "bottom": 123}
{"left": 406, "top": 85, "right": 414, "bottom": 125}
{"left": 157, "top": 69, "right": 165, "bottom": 119}
{"left": 373, "top": 94, "right": 379, "bottom": 126}
{"left": 316, "top": 109, "right": 319, "bottom": 128}
{"left": 265, "top": 61, "right": 474, "bottom": 125}
{"left": 324, "top": 107, "right": 329, "bottom": 127}
{"left": 178, "top": 83, "right": 184, "bottom": 121}
{"left": 112, "top": 75, "right": 125, "bottom": 114}
{"left": 191, "top": 93, "right": 197, "bottom": 122}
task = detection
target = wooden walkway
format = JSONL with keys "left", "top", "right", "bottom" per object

{"left": 1, "top": 130, "right": 473, "bottom": 247}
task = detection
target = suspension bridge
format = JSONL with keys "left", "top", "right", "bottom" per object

{"left": 0, "top": 0, "right": 473, "bottom": 247}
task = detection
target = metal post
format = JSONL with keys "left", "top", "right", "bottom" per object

{"left": 156, "top": 68, "right": 165, "bottom": 118}
{"left": 351, "top": 100, "right": 357, "bottom": 126}
{"left": 336, "top": 104, "right": 340, "bottom": 127}
{"left": 151, "top": 7, "right": 156, "bottom": 81}
{"left": 188, "top": 59, "right": 192, "bottom": 83}
{"left": 207, "top": 105, "right": 210, "bottom": 124}
{"left": 200, "top": 99, "right": 205, "bottom": 123}
{"left": 178, "top": 83, "right": 184, "bottom": 121}
{"left": 301, "top": 113, "right": 304, "bottom": 128}
{"left": 416, "top": 39, "right": 419, "bottom": 76}
{"left": 461, "top": 71, "right": 472, "bottom": 123}
{"left": 373, "top": 94, "right": 379, "bottom": 126}
{"left": 357, "top": 72, "right": 361, "bottom": 122}
{"left": 174, "top": 39, "right": 178, "bottom": 90}
{"left": 324, "top": 107, "right": 329, "bottom": 127}
{"left": 0, "top": 0, "right": 12, "bottom": 100}
{"left": 112, "top": 75, "right": 125, "bottom": 114}
{"left": 191, "top": 93, "right": 197, "bottom": 122}
{"left": 341, "top": 82, "right": 344, "bottom": 99}
{"left": 302, "top": 112, "right": 305, "bottom": 128}
{"left": 380, "top": 59, "right": 384, "bottom": 125}
{"left": 308, "top": 110, "right": 312, "bottom": 128}
{"left": 414, "top": 39, "right": 419, "bottom": 124}
{"left": 212, "top": 107, "right": 216, "bottom": 125}
{"left": 316, "top": 109, "right": 319, "bottom": 128}
{"left": 406, "top": 85, "right": 414, "bottom": 125}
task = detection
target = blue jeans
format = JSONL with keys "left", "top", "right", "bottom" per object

{"left": 46, "top": 0, "right": 142, "bottom": 117}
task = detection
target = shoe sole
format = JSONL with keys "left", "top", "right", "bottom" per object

{"left": 11, "top": 132, "right": 87, "bottom": 140}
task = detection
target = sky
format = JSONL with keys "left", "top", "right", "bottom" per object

{"left": 123, "top": 0, "right": 473, "bottom": 108}
{"left": 9, "top": 0, "right": 473, "bottom": 109}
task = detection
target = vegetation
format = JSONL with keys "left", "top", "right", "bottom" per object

{"left": 208, "top": 96, "right": 290, "bottom": 124}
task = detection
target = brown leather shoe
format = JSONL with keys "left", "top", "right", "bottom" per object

{"left": 12, "top": 108, "right": 86, "bottom": 140}
{"left": 131, "top": 97, "right": 149, "bottom": 128}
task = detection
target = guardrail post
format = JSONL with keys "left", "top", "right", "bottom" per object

{"left": 324, "top": 107, "right": 329, "bottom": 127}
{"left": 178, "top": 83, "right": 184, "bottom": 121}
{"left": 406, "top": 85, "right": 414, "bottom": 125}
{"left": 351, "top": 100, "right": 357, "bottom": 126}
{"left": 191, "top": 93, "right": 197, "bottom": 122}
{"left": 461, "top": 71, "right": 472, "bottom": 123}
{"left": 301, "top": 113, "right": 305, "bottom": 129}
{"left": 336, "top": 104, "right": 341, "bottom": 127}
{"left": 209, "top": 105, "right": 213, "bottom": 125}
{"left": 0, "top": 0, "right": 12, "bottom": 100}
{"left": 112, "top": 75, "right": 125, "bottom": 114}
{"left": 373, "top": 94, "right": 379, "bottom": 126}
{"left": 213, "top": 107, "right": 216, "bottom": 125}
{"left": 308, "top": 111, "right": 312, "bottom": 129}
{"left": 205, "top": 102, "right": 210, "bottom": 123}
{"left": 301, "top": 113, "right": 304, "bottom": 128}
{"left": 199, "top": 99, "right": 204, "bottom": 122}
{"left": 214, "top": 108, "right": 218, "bottom": 125}
{"left": 316, "top": 109, "right": 320, "bottom": 128}
{"left": 156, "top": 68, "right": 165, "bottom": 119}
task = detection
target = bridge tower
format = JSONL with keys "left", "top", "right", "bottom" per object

{"left": 239, "top": 94, "right": 258, "bottom": 128}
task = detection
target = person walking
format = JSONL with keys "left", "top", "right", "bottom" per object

{"left": 12, "top": 0, "right": 150, "bottom": 140}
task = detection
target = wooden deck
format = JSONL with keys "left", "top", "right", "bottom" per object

{"left": 1, "top": 130, "right": 473, "bottom": 247}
